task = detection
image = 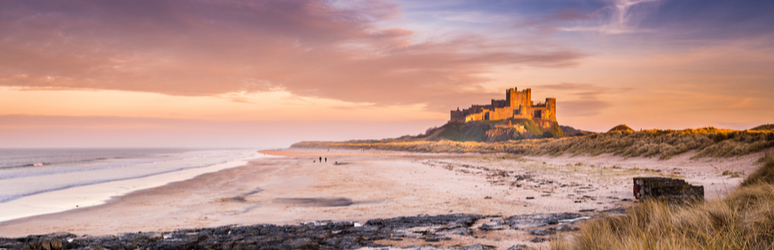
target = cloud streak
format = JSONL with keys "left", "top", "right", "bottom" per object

{"left": 535, "top": 83, "right": 632, "bottom": 117}
{"left": 0, "top": 0, "right": 585, "bottom": 112}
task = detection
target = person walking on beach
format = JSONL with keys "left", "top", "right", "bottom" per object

{"left": 319, "top": 156, "right": 322, "bottom": 162}
{"left": 325, "top": 157, "right": 327, "bottom": 163}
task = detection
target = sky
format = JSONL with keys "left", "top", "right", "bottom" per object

{"left": 1, "top": 0, "right": 773, "bottom": 148}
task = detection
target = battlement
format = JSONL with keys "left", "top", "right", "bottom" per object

{"left": 450, "top": 87, "right": 557, "bottom": 128}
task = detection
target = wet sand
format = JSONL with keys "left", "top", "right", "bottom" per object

{"left": 0, "top": 148, "right": 768, "bottom": 248}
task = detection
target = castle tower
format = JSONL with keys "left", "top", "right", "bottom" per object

{"left": 506, "top": 88, "right": 517, "bottom": 107}
{"left": 545, "top": 97, "right": 557, "bottom": 122}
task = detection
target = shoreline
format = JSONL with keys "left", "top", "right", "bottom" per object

{"left": 1, "top": 148, "right": 766, "bottom": 247}
{"left": 0, "top": 152, "right": 265, "bottom": 223}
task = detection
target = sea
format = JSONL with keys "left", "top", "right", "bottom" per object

{"left": 0, "top": 148, "right": 265, "bottom": 222}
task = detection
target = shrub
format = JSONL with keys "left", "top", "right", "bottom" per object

{"left": 608, "top": 124, "right": 634, "bottom": 133}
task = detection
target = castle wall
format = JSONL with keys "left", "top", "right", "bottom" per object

{"left": 492, "top": 106, "right": 515, "bottom": 120}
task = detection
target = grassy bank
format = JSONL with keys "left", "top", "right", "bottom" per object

{"left": 291, "top": 139, "right": 545, "bottom": 154}
{"left": 553, "top": 154, "right": 774, "bottom": 250}
{"left": 528, "top": 127, "right": 774, "bottom": 160}
{"left": 293, "top": 126, "right": 774, "bottom": 159}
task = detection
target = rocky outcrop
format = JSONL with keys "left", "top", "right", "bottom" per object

{"left": 0, "top": 211, "right": 624, "bottom": 249}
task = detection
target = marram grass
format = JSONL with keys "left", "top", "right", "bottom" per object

{"left": 528, "top": 127, "right": 774, "bottom": 160}
{"left": 294, "top": 127, "right": 774, "bottom": 160}
{"left": 552, "top": 154, "right": 774, "bottom": 250}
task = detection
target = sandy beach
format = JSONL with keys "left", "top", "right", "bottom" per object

{"left": 0, "top": 148, "right": 768, "bottom": 248}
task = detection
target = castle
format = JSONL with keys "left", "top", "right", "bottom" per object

{"left": 450, "top": 87, "right": 557, "bottom": 129}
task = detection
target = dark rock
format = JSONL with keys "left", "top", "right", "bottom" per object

{"left": 320, "top": 237, "right": 339, "bottom": 246}
{"left": 530, "top": 227, "right": 556, "bottom": 236}
{"left": 478, "top": 218, "right": 505, "bottom": 231}
{"left": 437, "top": 227, "right": 473, "bottom": 236}
{"left": 459, "top": 243, "right": 496, "bottom": 250}
{"left": 336, "top": 237, "right": 358, "bottom": 249}
{"left": 558, "top": 224, "right": 580, "bottom": 232}
{"left": 506, "top": 213, "right": 582, "bottom": 230}
{"left": 508, "top": 245, "right": 532, "bottom": 250}
{"left": 366, "top": 213, "right": 482, "bottom": 229}
{"left": 283, "top": 237, "right": 317, "bottom": 249}
{"left": 0, "top": 212, "right": 603, "bottom": 249}
{"left": 478, "top": 222, "right": 504, "bottom": 231}
{"left": 530, "top": 237, "right": 548, "bottom": 243}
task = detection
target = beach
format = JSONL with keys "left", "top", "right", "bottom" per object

{"left": 0, "top": 148, "right": 766, "bottom": 248}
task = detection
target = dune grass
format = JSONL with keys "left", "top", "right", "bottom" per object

{"left": 742, "top": 153, "right": 774, "bottom": 186}
{"left": 552, "top": 154, "right": 774, "bottom": 250}
{"left": 751, "top": 124, "right": 774, "bottom": 131}
{"left": 291, "top": 139, "right": 546, "bottom": 154}
{"left": 293, "top": 126, "right": 774, "bottom": 160}
{"left": 527, "top": 127, "right": 774, "bottom": 160}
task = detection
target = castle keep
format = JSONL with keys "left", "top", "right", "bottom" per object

{"left": 450, "top": 87, "right": 557, "bottom": 129}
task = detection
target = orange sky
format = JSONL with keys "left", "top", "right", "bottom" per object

{"left": 1, "top": 0, "right": 773, "bottom": 147}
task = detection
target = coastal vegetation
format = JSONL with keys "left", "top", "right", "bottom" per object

{"left": 415, "top": 119, "right": 564, "bottom": 142}
{"left": 294, "top": 124, "right": 774, "bottom": 159}
{"left": 528, "top": 127, "right": 774, "bottom": 160}
{"left": 553, "top": 153, "right": 774, "bottom": 250}
{"left": 292, "top": 139, "right": 544, "bottom": 154}
{"left": 607, "top": 124, "right": 634, "bottom": 133}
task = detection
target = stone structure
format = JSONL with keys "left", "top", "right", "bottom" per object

{"left": 633, "top": 177, "right": 704, "bottom": 202}
{"left": 450, "top": 87, "right": 557, "bottom": 129}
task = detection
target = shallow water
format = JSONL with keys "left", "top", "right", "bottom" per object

{"left": 0, "top": 148, "right": 263, "bottom": 222}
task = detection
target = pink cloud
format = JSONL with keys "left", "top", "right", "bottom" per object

{"left": 0, "top": 0, "right": 585, "bottom": 112}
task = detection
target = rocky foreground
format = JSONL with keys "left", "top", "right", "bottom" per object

{"left": 0, "top": 210, "right": 624, "bottom": 250}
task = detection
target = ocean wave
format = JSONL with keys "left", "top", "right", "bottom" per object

{"left": 0, "top": 149, "right": 257, "bottom": 205}
{"left": 0, "top": 162, "right": 50, "bottom": 170}
{"left": 0, "top": 159, "right": 238, "bottom": 204}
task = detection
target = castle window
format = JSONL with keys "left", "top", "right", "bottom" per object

{"left": 513, "top": 109, "right": 520, "bottom": 115}
{"left": 534, "top": 110, "right": 542, "bottom": 118}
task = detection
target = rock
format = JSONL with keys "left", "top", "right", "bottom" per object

{"left": 478, "top": 222, "right": 504, "bottom": 231}
{"left": 459, "top": 243, "right": 495, "bottom": 250}
{"left": 508, "top": 245, "right": 532, "bottom": 250}
{"left": 283, "top": 237, "right": 317, "bottom": 249}
{"left": 507, "top": 213, "right": 582, "bottom": 230}
{"left": 530, "top": 237, "right": 548, "bottom": 243}
{"left": 436, "top": 227, "right": 472, "bottom": 236}
{"left": 530, "top": 227, "right": 556, "bottom": 236}
{"left": 0, "top": 212, "right": 597, "bottom": 249}
{"left": 558, "top": 224, "right": 580, "bottom": 232}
